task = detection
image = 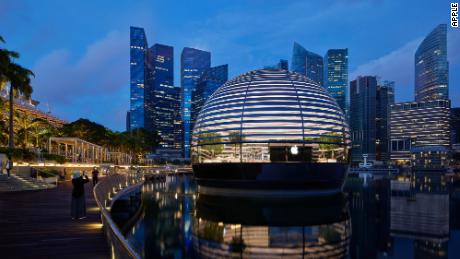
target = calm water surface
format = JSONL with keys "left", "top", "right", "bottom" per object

{"left": 124, "top": 173, "right": 460, "bottom": 259}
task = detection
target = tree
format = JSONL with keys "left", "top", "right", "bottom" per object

{"left": 0, "top": 36, "right": 34, "bottom": 148}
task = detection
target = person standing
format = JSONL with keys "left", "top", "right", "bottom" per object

{"left": 71, "top": 171, "right": 89, "bottom": 219}
{"left": 5, "top": 155, "right": 13, "bottom": 178}
{"left": 91, "top": 167, "right": 99, "bottom": 187}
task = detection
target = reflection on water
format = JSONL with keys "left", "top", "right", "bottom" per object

{"left": 125, "top": 172, "right": 460, "bottom": 258}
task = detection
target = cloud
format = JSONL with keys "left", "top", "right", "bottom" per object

{"left": 350, "top": 38, "right": 422, "bottom": 102}
{"left": 32, "top": 30, "right": 129, "bottom": 130}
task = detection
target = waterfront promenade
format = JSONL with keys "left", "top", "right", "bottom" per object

{"left": 0, "top": 180, "right": 109, "bottom": 259}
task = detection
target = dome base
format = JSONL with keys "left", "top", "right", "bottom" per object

{"left": 193, "top": 162, "right": 348, "bottom": 197}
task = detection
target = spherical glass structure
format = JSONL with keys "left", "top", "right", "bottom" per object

{"left": 191, "top": 69, "right": 350, "bottom": 194}
{"left": 192, "top": 69, "right": 350, "bottom": 164}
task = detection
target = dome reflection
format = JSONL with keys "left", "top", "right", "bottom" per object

{"left": 192, "top": 194, "right": 351, "bottom": 258}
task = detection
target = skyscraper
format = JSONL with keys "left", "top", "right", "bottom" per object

{"left": 291, "top": 42, "right": 323, "bottom": 86}
{"left": 325, "top": 49, "right": 348, "bottom": 111}
{"left": 126, "top": 111, "right": 131, "bottom": 132}
{"left": 129, "top": 26, "right": 148, "bottom": 130}
{"left": 191, "top": 64, "right": 228, "bottom": 131}
{"left": 376, "top": 81, "right": 395, "bottom": 162}
{"left": 181, "top": 47, "right": 211, "bottom": 159}
{"left": 145, "top": 43, "right": 177, "bottom": 149}
{"left": 350, "top": 76, "right": 377, "bottom": 162}
{"left": 277, "top": 59, "right": 289, "bottom": 70}
{"left": 415, "top": 24, "right": 448, "bottom": 102}
{"left": 350, "top": 77, "right": 394, "bottom": 163}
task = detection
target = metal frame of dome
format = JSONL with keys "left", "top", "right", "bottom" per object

{"left": 191, "top": 69, "right": 351, "bottom": 196}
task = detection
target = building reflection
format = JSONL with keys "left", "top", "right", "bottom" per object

{"left": 192, "top": 194, "right": 351, "bottom": 258}
{"left": 390, "top": 172, "right": 450, "bottom": 259}
{"left": 140, "top": 175, "right": 196, "bottom": 258}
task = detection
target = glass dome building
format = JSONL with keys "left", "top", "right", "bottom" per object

{"left": 191, "top": 69, "right": 350, "bottom": 195}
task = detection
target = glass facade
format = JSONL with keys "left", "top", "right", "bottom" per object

{"left": 415, "top": 24, "right": 448, "bottom": 102}
{"left": 325, "top": 49, "right": 348, "bottom": 112}
{"left": 181, "top": 47, "right": 211, "bottom": 159}
{"left": 390, "top": 100, "right": 451, "bottom": 163}
{"left": 145, "top": 44, "right": 179, "bottom": 149}
{"left": 191, "top": 69, "right": 350, "bottom": 164}
{"left": 376, "top": 81, "right": 395, "bottom": 162}
{"left": 191, "top": 64, "right": 228, "bottom": 132}
{"left": 291, "top": 42, "right": 324, "bottom": 86}
{"left": 350, "top": 76, "right": 377, "bottom": 162}
{"left": 129, "top": 26, "right": 148, "bottom": 130}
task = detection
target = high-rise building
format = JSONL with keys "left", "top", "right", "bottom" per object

{"left": 350, "top": 77, "right": 394, "bottom": 163}
{"left": 350, "top": 76, "right": 377, "bottom": 162}
{"left": 129, "top": 26, "right": 148, "bottom": 130}
{"left": 145, "top": 43, "right": 178, "bottom": 149}
{"left": 415, "top": 24, "right": 448, "bottom": 102}
{"left": 452, "top": 108, "right": 460, "bottom": 145}
{"left": 191, "top": 64, "right": 228, "bottom": 131}
{"left": 376, "top": 81, "right": 395, "bottom": 162}
{"left": 181, "top": 47, "right": 211, "bottom": 159}
{"left": 277, "top": 59, "right": 289, "bottom": 70}
{"left": 126, "top": 111, "right": 131, "bottom": 132}
{"left": 291, "top": 42, "right": 323, "bottom": 86}
{"left": 325, "top": 49, "right": 348, "bottom": 112}
{"left": 390, "top": 100, "right": 451, "bottom": 163}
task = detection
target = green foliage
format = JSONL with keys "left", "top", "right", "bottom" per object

{"left": 36, "top": 168, "right": 60, "bottom": 178}
{"left": 43, "top": 153, "right": 66, "bottom": 164}
{"left": 61, "top": 119, "right": 160, "bottom": 164}
{"left": 319, "top": 226, "right": 342, "bottom": 244}
{"left": 198, "top": 132, "right": 224, "bottom": 155}
{"left": 0, "top": 147, "right": 35, "bottom": 161}
{"left": 199, "top": 222, "right": 224, "bottom": 242}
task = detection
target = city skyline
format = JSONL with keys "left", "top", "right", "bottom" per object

{"left": 1, "top": 0, "right": 459, "bottom": 131}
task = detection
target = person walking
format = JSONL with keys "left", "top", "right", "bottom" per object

{"left": 6, "top": 155, "right": 13, "bottom": 178}
{"left": 71, "top": 171, "right": 89, "bottom": 219}
{"left": 91, "top": 167, "right": 99, "bottom": 187}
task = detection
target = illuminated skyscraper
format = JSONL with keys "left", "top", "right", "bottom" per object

{"left": 129, "top": 26, "right": 148, "bottom": 130}
{"left": 145, "top": 43, "right": 178, "bottom": 149}
{"left": 415, "top": 24, "right": 448, "bottom": 102}
{"left": 191, "top": 64, "right": 228, "bottom": 131}
{"left": 181, "top": 47, "right": 211, "bottom": 159}
{"left": 325, "top": 49, "right": 348, "bottom": 111}
{"left": 291, "top": 42, "right": 323, "bottom": 86}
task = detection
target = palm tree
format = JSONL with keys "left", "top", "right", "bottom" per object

{"left": 0, "top": 36, "right": 34, "bottom": 148}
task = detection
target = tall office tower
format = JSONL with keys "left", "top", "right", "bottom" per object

{"left": 291, "top": 42, "right": 323, "bottom": 86}
{"left": 376, "top": 81, "right": 395, "bottom": 162}
{"left": 390, "top": 100, "right": 451, "bottom": 163}
{"left": 129, "top": 26, "right": 148, "bottom": 130}
{"left": 350, "top": 76, "right": 377, "bottom": 163}
{"left": 277, "top": 59, "right": 289, "bottom": 70}
{"left": 325, "top": 49, "right": 348, "bottom": 112}
{"left": 415, "top": 24, "right": 448, "bottom": 102}
{"left": 191, "top": 64, "right": 228, "bottom": 130}
{"left": 145, "top": 44, "right": 177, "bottom": 149}
{"left": 126, "top": 111, "right": 131, "bottom": 132}
{"left": 173, "top": 86, "right": 183, "bottom": 152}
{"left": 452, "top": 108, "right": 460, "bottom": 145}
{"left": 181, "top": 47, "right": 211, "bottom": 159}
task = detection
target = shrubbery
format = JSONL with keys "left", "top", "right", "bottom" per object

{"left": 0, "top": 147, "right": 66, "bottom": 164}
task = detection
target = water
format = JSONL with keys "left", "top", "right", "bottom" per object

{"left": 123, "top": 173, "right": 460, "bottom": 258}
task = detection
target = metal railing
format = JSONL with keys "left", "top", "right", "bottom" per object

{"left": 93, "top": 170, "right": 144, "bottom": 259}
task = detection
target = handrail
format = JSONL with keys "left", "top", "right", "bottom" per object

{"left": 93, "top": 171, "right": 144, "bottom": 259}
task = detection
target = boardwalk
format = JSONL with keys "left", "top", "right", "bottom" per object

{"left": 0, "top": 180, "right": 109, "bottom": 259}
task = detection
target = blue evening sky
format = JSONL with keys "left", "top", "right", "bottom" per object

{"left": 1, "top": 0, "right": 458, "bottom": 131}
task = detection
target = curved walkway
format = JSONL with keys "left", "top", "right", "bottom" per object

{"left": 0, "top": 180, "right": 109, "bottom": 259}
